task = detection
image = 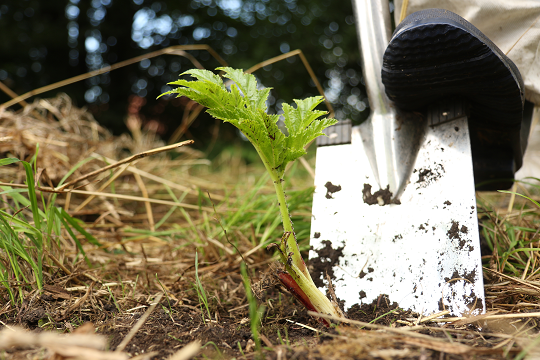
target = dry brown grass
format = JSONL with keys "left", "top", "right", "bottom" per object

{"left": 1, "top": 95, "right": 540, "bottom": 360}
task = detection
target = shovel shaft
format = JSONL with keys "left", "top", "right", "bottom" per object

{"left": 353, "top": 0, "right": 406, "bottom": 194}
{"left": 352, "top": 0, "right": 393, "bottom": 116}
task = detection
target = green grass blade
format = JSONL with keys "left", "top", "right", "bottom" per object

{"left": 0, "top": 158, "right": 20, "bottom": 166}
{"left": 194, "top": 251, "right": 211, "bottom": 319}
{"left": 59, "top": 213, "right": 89, "bottom": 263}
{"left": 58, "top": 157, "right": 95, "bottom": 187}
{"left": 21, "top": 161, "right": 42, "bottom": 234}
{"left": 60, "top": 209, "right": 101, "bottom": 247}
{"left": 498, "top": 190, "right": 540, "bottom": 208}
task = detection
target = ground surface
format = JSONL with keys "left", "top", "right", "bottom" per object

{"left": 1, "top": 96, "right": 540, "bottom": 359}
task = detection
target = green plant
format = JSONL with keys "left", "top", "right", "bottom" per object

{"left": 106, "top": 286, "right": 122, "bottom": 313}
{"left": 499, "top": 188, "right": 540, "bottom": 208}
{"left": 241, "top": 262, "right": 266, "bottom": 352}
{"left": 276, "top": 329, "right": 288, "bottom": 347}
{"left": 161, "top": 67, "right": 342, "bottom": 321}
{"left": 0, "top": 156, "right": 101, "bottom": 305}
{"left": 237, "top": 341, "right": 246, "bottom": 359}
{"left": 194, "top": 251, "right": 212, "bottom": 321}
{"left": 202, "top": 341, "right": 223, "bottom": 358}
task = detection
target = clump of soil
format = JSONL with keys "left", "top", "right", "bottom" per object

{"left": 362, "top": 184, "right": 400, "bottom": 205}
{"left": 309, "top": 240, "right": 344, "bottom": 288}
{"left": 414, "top": 163, "right": 445, "bottom": 188}
{"left": 447, "top": 220, "right": 469, "bottom": 249}
{"left": 347, "top": 295, "right": 411, "bottom": 326}
{"left": 359, "top": 267, "right": 374, "bottom": 280}
{"left": 324, "top": 181, "right": 342, "bottom": 199}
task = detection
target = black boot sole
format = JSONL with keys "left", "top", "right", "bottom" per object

{"left": 381, "top": 9, "right": 525, "bottom": 185}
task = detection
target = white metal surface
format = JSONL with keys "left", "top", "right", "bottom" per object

{"left": 309, "top": 117, "right": 486, "bottom": 316}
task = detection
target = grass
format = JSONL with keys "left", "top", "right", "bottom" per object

{"left": 241, "top": 262, "right": 266, "bottom": 353}
{"left": 195, "top": 251, "right": 212, "bottom": 321}
{"left": 478, "top": 182, "right": 540, "bottom": 278}
{"left": 0, "top": 154, "right": 101, "bottom": 306}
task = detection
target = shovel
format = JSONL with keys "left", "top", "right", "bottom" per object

{"left": 308, "top": 0, "right": 486, "bottom": 316}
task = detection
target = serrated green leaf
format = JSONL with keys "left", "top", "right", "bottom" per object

{"left": 281, "top": 97, "right": 337, "bottom": 167}
{"left": 181, "top": 68, "right": 225, "bottom": 87}
{"left": 282, "top": 96, "right": 328, "bottom": 136}
{"left": 218, "top": 67, "right": 269, "bottom": 111}
{"left": 160, "top": 67, "right": 337, "bottom": 175}
{"left": 261, "top": 111, "right": 287, "bottom": 171}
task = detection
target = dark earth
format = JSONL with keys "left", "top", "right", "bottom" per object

{"left": 446, "top": 220, "right": 469, "bottom": 249}
{"left": 309, "top": 240, "right": 345, "bottom": 288}
{"left": 324, "top": 181, "right": 342, "bottom": 199}
{"left": 2, "top": 275, "right": 419, "bottom": 360}
{"left": 362, "top": 184, "right": 401, "bottom": 205}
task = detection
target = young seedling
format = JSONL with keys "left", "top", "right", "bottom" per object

{"left": 160, "top": 67, "right": 343, "bottom": 322}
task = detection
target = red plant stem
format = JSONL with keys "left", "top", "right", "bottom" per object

{"left": 276, "top": 270, "right": 331, "bottom": 326}
{"left": 276, "top": 270, "right": 318, "bottom": 311}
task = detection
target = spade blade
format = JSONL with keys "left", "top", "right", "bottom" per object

{"left": 309, "top": 114, "right": 485, "bottom": 316}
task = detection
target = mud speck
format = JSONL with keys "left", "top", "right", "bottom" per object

{"left": 362, "top": 184, "right": 400, "bottom": 206}
{"left": 445, "top": 268, "right": 476, "bottom": 287}
{"left": 324, "top": 181, "right": 341, "bottom": 199}
{"left": 447, "top": 220, "right": 468, "bottom": 249}
{"left": 444, "top": 200, "right": 452, "bottom": 206}
{"left": 309, "top": 240, "right": 344, "bottom": 288}
{"left": 447, "top": 221, "right": 459, "bottom": 239}
{"left": 314, "top": 232, "right": 321, "bottom": 238}
{"left": 438, "top": 298, "right": 445, "bottom": 311}
{"left": 464, "top": 268, "right": 476, "bottom": 283}
{"left": 443, "top": 270, "right": 480, "bottom": 309}
{"left": 415, "top": 163, "right": 445, "bottom": 188}
{"left": 359, "top": 290, "right": 366, "bottom": 299}
{"left": 359, "top": 267, "right": 374, "bottom": 279}
{"left": 417, "top": 169, "right": 433, "bottom": 183}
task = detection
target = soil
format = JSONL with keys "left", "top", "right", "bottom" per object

{"left": 358, "top": 267, "right": 374, "bottom": 280}
{"left": 414, "top": 163, "right": 445, "bottom": 188}
{"left": 362, "top": 184, "right": 400, "bottom": 205}
{"left": 446, "top": 220, "right": 469, "bottom": 249}
{"left": 442, "top": 269, "right": 484, "bottom": 313}
{"left": 308, "top": 240, "right": 345, "bottom": 288}
{"left": 0, "top": 256, "right": 525, "bottom": 360}
{"left": 3, "top": 275, "right": 328, "bottom": 359}
{"left": 324, "top": 181, "right": 342, "bottom": 199}
{"left": 347, "top": 295, "right": 410, "bottom": 326}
